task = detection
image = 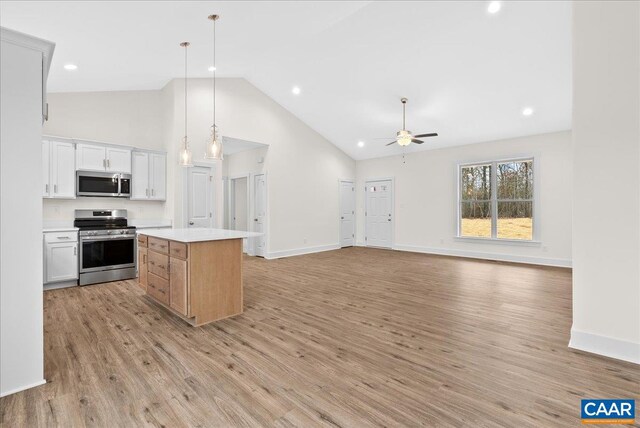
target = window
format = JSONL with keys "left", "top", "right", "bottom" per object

{"left": 459, "top": 159, "right": 534, "bottom": 241}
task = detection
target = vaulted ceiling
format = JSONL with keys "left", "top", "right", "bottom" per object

{"left": 0, "top": 1, "right": 572, "bottom": 160}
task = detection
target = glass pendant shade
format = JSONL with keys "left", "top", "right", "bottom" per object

{"left": 178, "top": 137, "right": 193, "bottom": 167}
{"left": 205, "top": 125, "right": 223, "bottom": 160}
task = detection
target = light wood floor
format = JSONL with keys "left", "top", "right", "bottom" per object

{"left": 1, "top": 247, "right": 638, "bottom": 427}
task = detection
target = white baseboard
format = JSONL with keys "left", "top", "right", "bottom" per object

{"left": 266, "top": 244, "right": 340, "bottom": 260}
{"left": 0, "top": 379, "right": 46, "bottom": 398}
{"left": 393, "top": 244, "right": 572, "bottom": 268}
{"left": 569, "top": 328, "right": 640, "bottom": 364}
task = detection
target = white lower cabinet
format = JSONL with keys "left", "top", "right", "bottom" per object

{"left": 44, "top": 231, "right": 78, "bottom": 285}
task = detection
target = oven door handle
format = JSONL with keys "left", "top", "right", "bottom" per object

{"left": 80, "top": 235, "right": 136, "bottom": 241}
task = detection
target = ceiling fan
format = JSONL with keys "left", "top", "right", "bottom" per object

{"left": 386, "top": 98, "right": 438, "bottom": 146}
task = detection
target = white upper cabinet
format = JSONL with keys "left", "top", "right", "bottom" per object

{"left": 50, "top": 141, "right": 76, "bottom": 198}
{"left": 76, "top": 143, "right": 131, "bottom": 173}
{"left": 106, "top": 147, "right": 131, "bottom": 173}
{"left": 76, "top": 143, "right": 106, "bottom": 171}
{"left": 131, "top": 151, "right": 166, "bottom": 201}
{"left": 131, "top": 151, "right": 149, "bottom": 199}
{"left": 150, "top": 153, "right": 166, "bottom": 200}
{"left": 42, "top": 140, "right": 50, "bottom": 197}
{"left": 43, "top": 139, "right": 75, "bottom": 199}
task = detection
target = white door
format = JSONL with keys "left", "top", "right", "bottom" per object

{"left": 254, "top": 174, "right": 266, "bottom": 257}
{"left": 365, "top": 179, "right": 393, "bottom": 248}
{"left": 149, "top": 153, "right": 166, "bottom": 200}
{"left": 50, "top": 141, "right": 76, "bottom": 199}
{"left": 187, "top": 166, "right": 212, "bottom": 228}
{"left": 340, "top": 180, "right": 355, "bottom": 247}
{"left": 45, "top": 242, "right": 78, "bottom": 283}
{"left": 131, "top": 151, "right": 149, "bottom": 199}
{"left": 42, "top": 140, "right": 50, "bottom": 197}
{"left": 106, "top": 147, "right": 131, "bottom": 173}
{"left": 76, "top": 143, "right": 106, "bottom": 171}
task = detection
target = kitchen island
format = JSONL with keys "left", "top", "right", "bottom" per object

{"left": 137, "top": 228, "right": 261, "bottom": 326}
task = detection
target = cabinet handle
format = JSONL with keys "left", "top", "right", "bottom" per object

{"left": 151, "top": 189, "right": 155, "bottom": 196}
{"left": 57, "top": 236, "right": 71, "bottom": 240}
{"left": 108, "top": 159, "right": 110, "bottom": 168}
{"left": 45, "top": 184, "right": 49, "bottom": 194}
{"left": 103, "top": 159, "right": 106, "bottom": 168}
{"left": 167, "top": 262, "right": 171, "bottom": 273}
{"left": 74, "top": 246, "right": 77, "bottom": 256}
{"left": 146, "top": 188, "right": 149, "bottom": 197}
{"left": 54, "top": 184, "right": 57, "bottom": 194}
{"left": 143, "top": 254, "right": 147, "bottom": 263}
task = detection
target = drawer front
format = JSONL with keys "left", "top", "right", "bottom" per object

{"left": 148, "top": 250, "right": 169, "bottom": 279}
{"left": 169, "top": 241, "right": 188, "bottom": 259}
{"left": 148, "top": 237, "right": 169, "bottom": 254}
{"left": 147, "top": 272, "right": 169, "bottom": 305}
{"left": 44, "top": 231, "right": 78, "bottom": 243}
{"left": 137, "top": 234, "right": 148, "bottom": 247}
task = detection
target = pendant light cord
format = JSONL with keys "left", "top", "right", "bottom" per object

{"left": 184, "top": 43, "right": 188, "bottom": 144}
{"left": 213, "top": 17, "right": 216, "bottom": 129}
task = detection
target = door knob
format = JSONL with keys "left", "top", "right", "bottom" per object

{"left": 189, "top": 221, "right": 194, "bottom": 225}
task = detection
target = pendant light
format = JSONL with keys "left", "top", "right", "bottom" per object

{"left": 205, "top": 14, "right": 223, "bottom": 160}
{"left": 178, "top": 41, "right": 193, "bottom": 167}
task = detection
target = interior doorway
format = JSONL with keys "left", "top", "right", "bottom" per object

{"left": 253, "top": 174, "right": 267, "bottom": 257}
{"left": 364, "top": 178, "right": 393, "bottom": 248}
{"left": 185, "top": 164, "right": 214, "bottom": 228}
{"left": 229, "top": 175, "right": 250, "bottom": 253}
{"left": 339, "top": 180, "right": 355, "bottom": 247}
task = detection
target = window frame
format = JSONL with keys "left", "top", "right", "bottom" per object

{"left": 456, "top": 156, "right": 539, "bottom": 244}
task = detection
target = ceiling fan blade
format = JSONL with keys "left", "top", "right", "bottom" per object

{"left": 411, "top": 139, "right": 424, "bottom": 144}
{"left": 413, "top": 133, "right": 438, "bottom": 138}
{"left": 385, "top": 141, "right": 397, "bottom": 146}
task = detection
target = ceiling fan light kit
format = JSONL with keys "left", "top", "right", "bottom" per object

{"left": 386, "top": 97, "right": 438, "bottom": 147}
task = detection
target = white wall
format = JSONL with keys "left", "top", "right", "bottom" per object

{"left": 1, "top": 29, "right": 53, "bottom": 397}
{"left": 356, "top": 131, "right": 572, "bottom": 266}
{"left": 42, "top": 90, "right": 167, "bottom": 221}
{"left": 570, "top": 1, "right": 640, "bottom": 363}
{"left": 165, "top": 78, "right": 355, "bottom": 256}
{"left": 46, "top": 78, "right": 355, "bottom": 256}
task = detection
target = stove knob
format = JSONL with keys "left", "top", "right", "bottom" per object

{"left": 120, "top": 230, "right": 125, "bottom": 235}
{"left": 107, "top": 230, "right": 113, "bottom": 235}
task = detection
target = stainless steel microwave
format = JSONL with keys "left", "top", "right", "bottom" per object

{"left": 76, "top": 171, "right": 131, "bottom": 198}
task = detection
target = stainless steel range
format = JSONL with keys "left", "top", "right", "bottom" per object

{"left": 74, "top": 209, "right": 137, "bottom": 286}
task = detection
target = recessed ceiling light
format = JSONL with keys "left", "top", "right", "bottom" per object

{"left": 357, "top": 141, "right": 365, "bottom": 148}
{"left": 487, "top": 1, "right": 501, "bottom": 14}
{"left": 63, "top": 64, "right": 77, "bottom": 70}
{"left": 292, "top": 86, "right": 301, "bottom": 95}
{"left": 522, "top": 107, "right": 534, "bottom": 116}
{"left": 208, "top": 66, "right": 216, "bottom": 72}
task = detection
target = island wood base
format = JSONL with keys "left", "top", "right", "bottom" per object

{"left": 138, "top": 234, "right": 243, "bottom": 326}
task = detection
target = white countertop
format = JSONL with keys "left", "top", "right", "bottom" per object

{"left": 138, "top": 228, "right": 262, "bottom": 243}
{"left": 129, "top": 219, "right": 172, "bottom": 229}
{"left": 43, "top": 220, "right": 78, "bottom": 233}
